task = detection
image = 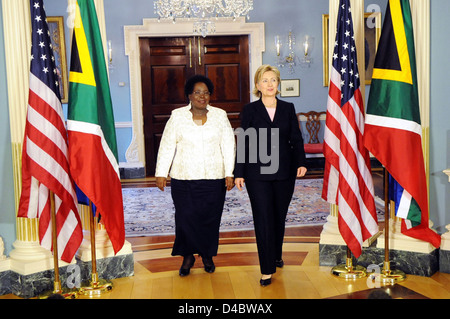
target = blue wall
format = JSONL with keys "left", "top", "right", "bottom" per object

{"left": 0, "top": 3, "right": 16, "bottom": 255}
{"left": 430, "top": 0, "right": 450, "bottom": 232}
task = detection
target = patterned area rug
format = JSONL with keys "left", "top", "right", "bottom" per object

{"left": 123, "top": 179, "right": 332, "bottom": 237}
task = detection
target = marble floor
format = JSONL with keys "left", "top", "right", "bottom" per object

{"left": 3, "top": 171, "right": 450, "bottom": 306}
{"left": 125, "top": 237, "right": 450, "bottom": 300}
{"left": 2, "top": 226, "right": 450, "bottom": 302}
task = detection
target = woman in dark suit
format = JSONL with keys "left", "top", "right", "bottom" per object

{"left": 234, "top": 65, "right": 307, "bottom": 286}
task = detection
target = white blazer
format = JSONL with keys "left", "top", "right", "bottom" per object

{"left": 155, "top": 104, "right": 236, "bottom": 180}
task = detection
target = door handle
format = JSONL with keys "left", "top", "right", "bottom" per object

{"left": 197, "top": 37, "right": 202, "bottom": 66}
{"left": 189, "top": 38, "right": 193, "bottom": 68}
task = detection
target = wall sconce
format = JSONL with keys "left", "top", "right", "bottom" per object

{"left": 107, "top": 40, "right": 116, "bottom": 71}
{"left": 275, "top": 31, "right": 298, "bottom": 74}
{"left": 275, "top": 35, "right": 282, "bottom": 57}
{"left": 107, "top": 40, "right": 115, "bottom": 72}
{"left": 300, "top": 35, "right": 313, "bottom": 67}
{"left": 108, "top": 40, "right": 113, "bottom": 66}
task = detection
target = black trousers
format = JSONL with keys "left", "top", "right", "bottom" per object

{"left": 245, "top": 177, "right": 296, "bottom": 275}
{"left": 170, "top": 178, "right": 226, "bottom": 257}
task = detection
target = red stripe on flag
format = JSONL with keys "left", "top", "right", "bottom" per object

{"left": 28, "top": 90, "right": 68, "bottom": 139}
{"left": 321, "top": 0, "right": 379, "bottom": 258}
{"left": 25, "top": 141, "right": 77, "bottom": 213}
{"left": 322, "top": 66, "right": 378, "bottom": 258}
{"left": 68, "top": 131, "right": 125, "bottom": 254}
{"left": 364, "top": 124, "right": 441, "bottom": 247}
{"left": 26, "top": 124, "right": 70, "bottom": 176}
{"left": 322, "top": 81, "right": 342, "bottom": 203}
{"left": 17, "top": 172, "right": 33, "bottom": 218}
{"left": 365, "top": 125, "right": 425, "bottom": 209}
{"left": 19, "top": 1, "right": 83, "bottom": 263}
{"left": 338, "top": 211, "right": 363, "bottom": 256}
{"left": 19, "top": 88, "right": 83, "bottom": 263}
{"left": 328, "top": 80, "right": 342, "bottom": 110}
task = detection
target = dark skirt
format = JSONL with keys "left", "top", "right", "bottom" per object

{"left": 170, "top": 178, "right": 226, "bottom": 257}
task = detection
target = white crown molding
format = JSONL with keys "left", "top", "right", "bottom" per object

{"left": 444, "top": 169, "right": 450, "bottom": 183}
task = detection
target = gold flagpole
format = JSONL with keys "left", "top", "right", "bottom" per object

{"left": 39, "top": 191, "right": 78, "bottom": 299}
{"left": 373, "top": 167, "right": 406, "bottom": 285}
{"left": 78, "top": 201, "right": 113, "bottom": 296}
{"left": 331, "top": 246, "right": 367, "bottom": 279}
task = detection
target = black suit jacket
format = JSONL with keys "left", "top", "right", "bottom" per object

{"left": 234, "top": 98, "right": 306, "bottom": 181}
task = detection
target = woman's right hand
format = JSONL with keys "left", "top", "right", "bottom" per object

{"left": 235, "top": 178, "right": 245, "bottom": 191}
{"left": 156, "top": 177, "right": 167, "bottom": 191}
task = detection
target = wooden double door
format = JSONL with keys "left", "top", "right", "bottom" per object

{"left": 140, "top": 35, "right": 250, "bottom": 176}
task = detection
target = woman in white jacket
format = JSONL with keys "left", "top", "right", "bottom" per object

{"left": 155, "top": 75, "right": 235, "bottom": 277}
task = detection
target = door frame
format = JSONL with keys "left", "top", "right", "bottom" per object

{"left": 123, "top": 17, "right": 265, "bottom": 171}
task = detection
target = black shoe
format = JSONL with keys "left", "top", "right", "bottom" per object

{"left": 201, "top": 256, "right": 216, "bottom": 273}
{"left": 179, "top": 255, "right": 195, "bottom": 277}
{"left": 260, "top": 275, "right": 272, "bottom": 287}
{"left": 275, "top": 259, "right": 284, "bottom": 268}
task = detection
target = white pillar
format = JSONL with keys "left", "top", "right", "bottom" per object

{"left": 0, "top": 238, "right": 9, "bottom": 273}
{"left": 1, "top": 0, "right": 57, "bottom": 275}
{"left": 75, "top": 206, "right": 133, "bottom": 261}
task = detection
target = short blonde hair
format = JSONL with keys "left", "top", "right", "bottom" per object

{"left": 252, "top": 64, "right": 281, "bottom": 98}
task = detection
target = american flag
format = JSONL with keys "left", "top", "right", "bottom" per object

{"left": 321, "top": 0, "right": 378, "bottom": 258}
{"left": 17, "top": 0, "right": 82, "bottom": 263}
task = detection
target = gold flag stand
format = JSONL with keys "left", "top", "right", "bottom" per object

{"left": 331, "top": 246, "right": 367, "bottom": 279}
{"left": 78, "top": 201, "right": 113, "bottom": 296}
{"left": 39, "top": 192, "right": 78, "bottom": 299}
{"left": 370, "top": 168, "right": 406, "bottom": 285}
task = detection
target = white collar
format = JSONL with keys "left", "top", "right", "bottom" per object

{"left": 186, "top": 103, "right": 211, "bottom": 111}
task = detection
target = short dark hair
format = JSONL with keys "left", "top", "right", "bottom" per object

{"left": 184, "top": 75, "right": 214, "bottom": 98}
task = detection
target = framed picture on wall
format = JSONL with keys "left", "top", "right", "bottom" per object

{"left": 47, "top": 16, "right": 69, "bottom": 103}
{"left": 322, "top": 12, "right": 382, "bottom": 87}
{"left": 280, "top": 79, "right": 300, "bottom": 97}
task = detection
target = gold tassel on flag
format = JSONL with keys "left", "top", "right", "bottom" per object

{"left": 78, "top": 201, "right": 113, "bottom": 296}
{"left": 39, "top": 192, "right": 78, "bottom": 299}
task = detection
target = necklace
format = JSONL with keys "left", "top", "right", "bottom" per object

{"left": 263, "top": 98, "right": 277, "bottom": 108}
{"left": 190, "top": 107, "right": 207, "bottom": 126}
{"left": 192, "top": 110, "right": 205, "bottom": 115}
{"left": 190, "top": 107, "right": 208, "bottom": 116}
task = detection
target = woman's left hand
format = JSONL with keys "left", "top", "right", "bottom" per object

{"left": 297, "top": 167, "right": 307, "bottom": 178}
{"left": 225, "top": 177, "right": 235, "bottom": 191}
{"left": 156, "top": 177, "right": 167, "bottom": 191}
